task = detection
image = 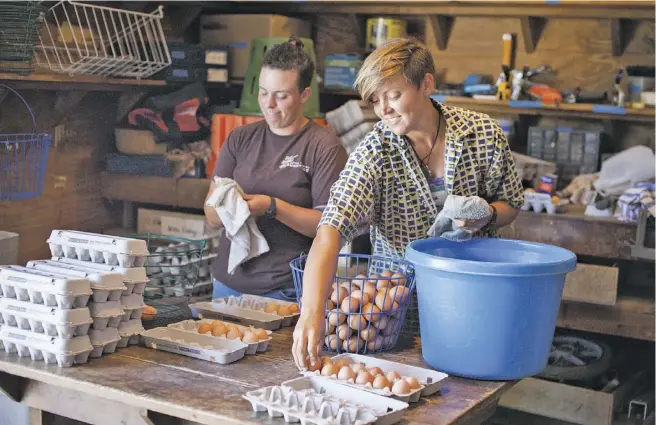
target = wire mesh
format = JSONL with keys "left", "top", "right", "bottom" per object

{"left": 36, "top": 1, "right": 171, "bottom": 78}
{"left": 142, "top": 299, "right": 193, "bottom": 330}
{"left": 0, "top": 1, "right": 45, "bottom": 75}
{"left": 291, "top": 253, "right": 416, "bottom": 354}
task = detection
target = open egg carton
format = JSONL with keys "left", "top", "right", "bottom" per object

{"left": 303, "top": 354, "right": 448, "bottom": 403}
{"left": 0, "top": 265, "right": 92, "bottom": 309}
{"left": 26, "top": 260, "right": 126, "bottom": 303}
{"left": 0, "top": 326, "right": 93, "bottom": 368}
{"left": 48, "top": 257, "right": 148, "bottom": 295}
{"left": 140, "top": 327, "right": 248, "bottom": 364}
{"left": 167, "top": 319, "right": 272, "bottom": 355}
{"left": 521, "top": 191, "right": 567, "bottom": 214}
{"left": 47, "top": 230, "right": 149, "bottom": 268}
{"left": 243, "top": 376, "right": 409, "bottom": 425}
{"left": 0, "top": 297, "right": 93, "bottom": 339}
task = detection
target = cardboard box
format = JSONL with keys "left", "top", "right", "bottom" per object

{"left": 200, "top": 14, "right": 312, "bottom": 78}
{"left": 138, "top": 208, "right": 220, "bottom": 240}
{"left": 0, "top": 231, "right": 18, "bottom": 265}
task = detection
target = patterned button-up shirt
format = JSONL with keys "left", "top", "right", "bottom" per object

{"left": 319, "top": 101, "right": 524, "bottom": 259}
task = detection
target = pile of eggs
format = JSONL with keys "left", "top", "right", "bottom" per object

{"left": 317, "top": 356, "right": 421, "bottom": 396}
{"left": 197, "top": 320, "right": 268, "bottom": 344}
{"left": 324, "top": 270, "right": 410, "bottom": 353}
{"left": 264, "top": 302, "right": 300, "bottom": 317}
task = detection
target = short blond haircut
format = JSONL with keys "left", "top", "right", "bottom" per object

{"left": 355, "top": 38, "right": 436, "bottom": 103}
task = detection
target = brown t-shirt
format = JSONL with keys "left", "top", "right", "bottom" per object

{"left": 212, "top": 119, "right": 347, "bottom": 294}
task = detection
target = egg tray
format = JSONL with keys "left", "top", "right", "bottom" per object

{"left": 120, "top": 293, "right": 145, "bottom": 322}
{"left": 141, "top": 327, "right": 248, "bottom": 365}
{"left": 148, "top": 253, "right": 217, "bottom": 277}
{"left": 0, "top": 326, "right": 93, "bottom": 368}
{"left": 51, "top": 257, "right": 149, "bottom": 295}
{"left": 117, "top": 318, "right": 144, "bottom": 348}
{"left": 88, "top": 301, "right": 124, "bottom": 330}
{"left": 304, "top": 354, "right": 449, "bottom": 403}
{"left": 26, "top": 260, "right": 126, "bottom": 303}
{"left": 47, "top": 230, "right": 149, "bottom": 268}
{"left": 243, "top": 376, "right": 408, "bottom": 425}
{"left": 0, "top": 298, "right": 92, "bottom": 340}
{"left": 88, "top": 326, "right": 121, "bottom": 358}
{"left": 167, "top": 319, "right": 272, "bottom": 355}
{"left": 189, "top": 301, "right": 283, "bottom": 331}
{"left": 0, "top": 266, "right": 92, "bottom": 310}
{"left": 219, "top": 295, "right": 300, "bottom": 326}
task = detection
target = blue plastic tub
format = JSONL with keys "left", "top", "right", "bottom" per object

{"left": 405, "top": 237, "right": 576, "bottom": 380}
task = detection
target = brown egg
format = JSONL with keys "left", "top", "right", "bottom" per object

{"left": 337, "top": 365, "right": 356, "bottom": 381}
{"left": 331, "top": 287, "right": 349, "bottom": 305}
{"left": 355, "top": 371, "right": 375, "bottom": 385}
{"left": 349, "top": 290, "right": 370, "bottom": 307}
{"left": 211, "top": 323, "right": 227, "bottom": 337}
{"left": 254, "top": 328, "right": 269, "bottom": 340}
{"left": 326, "top": 299, "right": 336, "bottom": 310}
{"left": 277, "top": 305, "right": 291, "bottom": 316}
{"left": 351, "top": 274, "right": 368, "bottom": 288}
{"left": 374, "top": 292, "right": 394, "bottom": 311}
{"left": 389, "top": 286, "right": 410, "bottom": 303}
{"left": 348, "top": 314, "right": 368, "bottom": 331}
{"left": 331, "top": 282, "right": 338, "bottom": 290}
{"left": 289, "top": 303, "right": 300, "bottom": 314}
{"left": 226, "top": 327, "right": 242, "bottom": 340}
{"left": 392, "top": 379, "right": 411, "bottom": 395}
{"left": 391, "top": 272, "right": 407, "bottom": 287}
{"left": 307, "top": 359, "right": 322, "bottom": 372}
{"left": 362, "top": 282, "right": 377, "bottom": 299}
{"left": 351, "top": 363, "right": 367, "bottom": 373}
{"left": 211, "top": 320, "right": 224, "bottom": 328}
{"left": 321, "top": 363, "right": 339, "bottom": 377}
{"left": 340, "top": 281, "right": 353, "bottom": 292}
{"left": 372, "top": 316, "right": 390, "bottom": 329}
{"left": 265, "top": 304, "right": 279, "bottom": 314}
{"left": 343, "top": 336, "right": 363, "bottom": 352}
{"left": 242, "top": 330, "right": 259, "bottom": 343}
{"left": 405, "top": 377, "right": 421, "bottom": 389}
{"left": 325, "top": 335, "right": 338, "bottom": 350}
{"left": 367, "top": 337, "right": 383, "bottom": 351}
{"left": 372, "top": 375, "right": 391, "bottom": 390}
{"left": 359, "top": 327, "right": 378, "bottom": 342}
{"left": 341, "top": 296, "right": 360, "bottom": 313}
{"left": 328, "top": 323, "right": 336, "bottom": 334}
{"left": 337, "top": 324, "right": 352, "bottom": 341}
{"left": 386, "top": 371, "right": 402, "bottom": 381}
{"left": 321, "top": 355, "right": 333, "bottom": 366}
{"left": 381, "top": 270, "right": 394, "bottom": 278}
{"left": 361, "top": 303, "right": 381, "bottom": 321}
{"left": 198, "top": 323, "right": 213, "bottom": 334}
{"left": 333, "top": 359, "right": 348, "bottom": 369}
{"left": 368, "top": 273, "right": 381, "bottom": 283}
{"left": 328, "top": 311, "right": 346, "bottom": 326}
{"left": 376, "top": 279, "right": 392, "bottom": 292}
{"left": 368, "top": 366, "right": 383, "bottom": 377}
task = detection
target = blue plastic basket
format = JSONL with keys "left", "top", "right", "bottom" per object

{"left": 290, "top": 253, "right": 416, "bottom": 354}
{"left": 0, "top": 85, "right": 51, "bottom": 201}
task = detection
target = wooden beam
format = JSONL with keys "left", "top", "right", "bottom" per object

{"left": 429, "top": 15, "right": 455, "bottom": 50}
{"left": 520, "top": 16, "right": 547, "bottom": 53}
{"left": 611, "top": 18, "right": 639, "bottom": 57}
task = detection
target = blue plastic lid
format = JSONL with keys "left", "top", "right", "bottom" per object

{"left": 405, "top": 237, "right": 577, "bottom": 277}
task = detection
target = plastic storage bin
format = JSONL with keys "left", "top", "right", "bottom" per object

{"left": 405, "top": 238, "right": 576, "bottom": 380}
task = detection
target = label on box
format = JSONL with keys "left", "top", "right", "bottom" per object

{"left": 161, "top": 216, "right": 207, "bottom": 240}
{"left": 206, "top": 50, "right": 228, "bottom": 66}
{"left": 207, "top": 68, "right": 229, "bottom": 83}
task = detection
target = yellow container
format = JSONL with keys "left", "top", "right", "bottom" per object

{"left": 366, "top": 17, "right": 407, "bottom": 51}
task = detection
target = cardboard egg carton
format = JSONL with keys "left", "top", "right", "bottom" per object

{"left": 0, "top": 266, "right": 92, "bottom": 309}
{"left": 243, "top": 376, "right": 408, "bottom": 425}
{"left": 0, "top": 326, "right": 93, "bottom": 368}
{"left": 120, "top": 293, "right": 145, "bottom": 322}
{"left": 51, "top": 257, "right": 149, "bottom": 295}
{"left": 521, "top": 192, "right": 565, "bottom": 214}
{"left": 0, "top": 298, "right": 92, "bottom": 340}
{"left": 26, "top": 260, "right": 126, "bottom": 303}
{"left": 189, "top": 300, "right": 283, "bottom": 331}
{"left": 141, "top": 327, "right": 248, "bottom": 364}
{"left": 47, "top": 230, "right": 149, "bottom": 268}
{"left": 223, "top": 295, "right": 300, "bottom": 326}
{"left": 304, "top": 354, "right": 448, "bottom": 403}
{"left": 87, "top": 300, "right": 124, "bottom": 330}
{"left": 168, "top": 319, "right": 272, "bottom": 355}
{"left": 117, "top": 318, "right": 144, "bottom": 348}
{"left": 88, "top": 327, "right": 121, "bottom": 357}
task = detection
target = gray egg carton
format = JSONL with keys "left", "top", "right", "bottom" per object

{"left": 47, "top": 230, "right": 149, "bottom": 268}
{"left": 189, "top": 301, "right": 283, "bottom": 331}
{"left": 243, "top": 376, "right": 408, "bottom": 425}
{"left": 50, "top": 257, "right": 148, "bottom": 295}
{"left": 167, "top": 319, "right": 272, "bottom": 355}
{"left": 224, "top": 295, "right": 300, "bottom": 327}
{"left": 0, "top": 326, "right": 93, "bottom": 368}
{"left": 117, "top": 319, "right": 144, "bottom": 348}
{"left": 0, "top": 298, "right": 92, "bottom": 339}
{"left": 141, "top": 327, "right": 248, "bottom": 364}
{"left": 120, "top": 293, "right": 145, "bottom": 322}
{"left": 26, "top": 260, "right": 126, "bottom": 303}
{"left": 0, "top": 265, "right": 92, "bottom": 309}
{"left": 88, "top": 326, "right": 121, "bottom": 357}
{"left": 87, "top": 300, "right": 124, "bottom": 330}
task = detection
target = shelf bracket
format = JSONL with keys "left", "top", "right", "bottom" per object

{"left": 520, "top": 16, "right": 547, "bottom": 53}
{"left": 429, "top": 15, "right": 455, "bottom": 51}
{"left": 611, "top": 18, "right": 638, "bottom": 57}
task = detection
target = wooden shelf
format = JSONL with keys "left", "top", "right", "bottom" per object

{"left": 0, "top": 72, "right": 167, "bottom": 92}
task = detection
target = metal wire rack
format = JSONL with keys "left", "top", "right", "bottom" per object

{"left": 36, "top": 1, "right": 171, "bottom": 78}
{"left": 0, "top": 1, "right": 45, "bottom": 74}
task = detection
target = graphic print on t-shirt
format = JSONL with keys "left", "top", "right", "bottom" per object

{"left": 279, "top": 154, "right": 310, "bottom": 173}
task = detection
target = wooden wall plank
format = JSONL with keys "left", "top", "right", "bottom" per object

{"left": 562, "top": 264, "right": 619, "bottom": 306}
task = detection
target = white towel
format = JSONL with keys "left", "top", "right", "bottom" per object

{"left": 428, "top": 194, "right": 491, "bottom": 242}
{"left": 205, "top": 177, "right": 270, "bottom": 274}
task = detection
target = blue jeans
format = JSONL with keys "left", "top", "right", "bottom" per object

{"left": 212, "top": 279, "right": 297, "bottom": 302}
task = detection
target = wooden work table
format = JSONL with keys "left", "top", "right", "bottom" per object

{"left": 0, "top": 327, "right": 513, "bottom": 425}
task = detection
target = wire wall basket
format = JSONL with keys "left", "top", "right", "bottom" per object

{"left": 36, "top": 1, "right": 171, "bottom": 78}
{"left": 0, "top": 1, "right": 46, "bottom": 75}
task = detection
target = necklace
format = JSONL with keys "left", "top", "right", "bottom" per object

{"left": 414, "top": 115, "right": 442, "bottom": 178}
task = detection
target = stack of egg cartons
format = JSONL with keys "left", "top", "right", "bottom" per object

{"left": 0, "top": 265, "right": 94, "bottom": 367}
{"left": 44, "top": 230, "right": 149, "bottom": 353}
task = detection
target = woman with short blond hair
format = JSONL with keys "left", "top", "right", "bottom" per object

{"left": 292, "top": 38, "right": 524, "bottom": 369}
